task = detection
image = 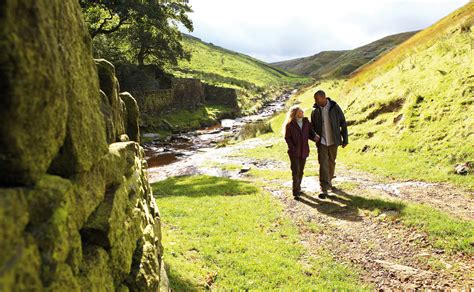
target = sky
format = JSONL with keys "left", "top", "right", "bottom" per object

{"left": 180, "top": 0, "right": 470, "bottom": 63}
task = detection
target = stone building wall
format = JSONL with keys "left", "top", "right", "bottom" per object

{"left": 204, "top": 84, "right": 240, "bottom": 109}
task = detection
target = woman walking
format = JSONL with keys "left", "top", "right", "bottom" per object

{"left": 283, "top": 106, "right": 319, "bottom": 199}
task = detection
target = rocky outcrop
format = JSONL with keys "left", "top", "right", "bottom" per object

{"left": 0, "top": 0, "right": 163, "bottom": 291}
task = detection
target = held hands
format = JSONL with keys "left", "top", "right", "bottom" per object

{"left": 314, "top": 135, "right": 321, "bottom": 143}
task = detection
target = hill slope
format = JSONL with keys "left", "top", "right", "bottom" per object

{"left": 272, "top": 31, "right": 417, "bottom": 79}
{"left": 272, "top": 50, "right": 348, "bottom": 76}
{"left": 167, "top": 35, "right": 310, "bottom": 112}
{"left": 261, "top": 3, "right": 473, "bottom": 188}
{"left": 296, "top": 2, "right": 473, "bottom": 188}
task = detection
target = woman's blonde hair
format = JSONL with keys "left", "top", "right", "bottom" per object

{"left": 282, "top": 105, "right": 303, "bottom": 135}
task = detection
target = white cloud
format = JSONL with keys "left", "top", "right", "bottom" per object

{"left": 181, "top": 0, "right": 469, "bottom": 62}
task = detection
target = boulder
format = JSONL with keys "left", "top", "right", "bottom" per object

{"left": 96, "top": 59, "right": 127, "bottom": 142}
{"left": 99, "top": 89, "right": 116, "bottom": 144}
{"left": 0, "top": 234, "right": 43, "bottom": 291}
{"left": 120, "top": 92, "right": 141, "bottom": 143}
{"left": 78, "top": 246, "right": 115, "bottom": 291}
{"left": 25, "top": 175, "right": 82, "bottom": 285}
{"left": 0, "top": 0, "right": 71, "bottom": 185}
{"left": 45, "top": 0, "right": 108, "bottom": 178}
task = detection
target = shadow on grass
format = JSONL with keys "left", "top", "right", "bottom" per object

{"left": 297, "top": 187, "right": 406, "bottom": 222}
{"left": 165, "top": 263, "right": 201, "bottom": 292}
{"left": 152, "top": 175, "right": 259, "bottom": 198}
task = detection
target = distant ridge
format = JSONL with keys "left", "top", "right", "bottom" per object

{"left": 272, "top": 31, "right": 418, "bottom": 79}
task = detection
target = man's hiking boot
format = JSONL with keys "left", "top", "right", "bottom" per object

{"left": 318, "top": 192, "right": 327, "bottom": 199}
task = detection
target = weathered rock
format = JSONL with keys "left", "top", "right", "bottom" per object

{"left": 96, "top": 59, "right": 127, "bottom": 143}
{"left": 99, "top": 89, "right": 116, "bottom": 144}
{"left": 46, "top": 263, "right": 80, "bottom": 291}
{"left": 204, "top": 83, "right": 240, "bottom": 110}
{"left": 70, "top": 162, "right": 107, "bottom": 228}
{"left": 0, "top": 234, "right": 43, "bottom": 291}
{"left": 0, "top": 1, "right": 165, "bottom": 290}
{"left": 78, "top": 246, "right": 115, "bottom": 290}
{"left": 0, "top": 0, "right": 70, "bottom": 185}
{"left": 120, "top": 92, "right": 141, "bottom": 143}
{"left": 159, "top": 262, "right": 171, "bottom": 292}
{"left": 80, "top": 141, "right": 161, "bottom": 286}
{"left": 126, "top": 238, "right": 161, "bottom": 291}
{"left": 454, "top": 162, "right": 471, "bottom": 175}
{"left": 81, "top": 176, "right": 141, "bottom": 283}
{"left": 120, "top": 134, "right": 131, "bottom": 142}
{"left": 25, "top": 175, "right": 82, "bottom": 286}
{"left": 45, "top": 0, "right": 108, "bottom": 178}
{"left": 0, "top": 189, "right": 45, "bottom": 290}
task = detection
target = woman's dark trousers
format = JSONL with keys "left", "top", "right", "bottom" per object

{"left": 289, "top": 156, "right": 306, "bottom": 196}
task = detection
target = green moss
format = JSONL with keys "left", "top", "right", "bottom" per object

{"left": 0, "top": 235, "right": 43, "bottom": 291}
{"left": 120, "top": 92, "right": 140, "bottom": 143}
{"left": 46, "top": 263, "right": 80, "bottom": 291}
{"left": 78, "top": 246, "right": 115, "bottom": 291}
{"left": 0, "top": 0, "right": 71, "bottom": 185}
{"left": 26, "top": 175, "right": 82, "bottom": 285}
{"left": 46, "top": 1, "right": 109, "bottom": 178}
{"left": 0, "top": 188, "right": 30, "bottom": 272}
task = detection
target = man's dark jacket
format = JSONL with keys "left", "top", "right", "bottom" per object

{"left": 310, "top": 98, "right": 348, "bottom": 147}
{"left": 284, "top": 118, "right": 316, "bottom": 158}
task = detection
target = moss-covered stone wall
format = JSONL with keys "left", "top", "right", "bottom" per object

{"left": 0, "top": 1, "right": 166, "bottom": 290}
{"left": 115, "top": 65, "right": 240, "bottom": 126}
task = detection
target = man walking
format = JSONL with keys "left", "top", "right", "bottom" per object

{"left": 310, "top": 90, "right": 348, "bottom": 199}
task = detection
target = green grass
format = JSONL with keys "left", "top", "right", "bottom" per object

{"left": 166, "top": 35, "right": 311, "bottom": 113}
{"left": 401, "top": 204, "right": 474, "bottom": 253}
{"left": 329, "top": 188, "right": 474, "bottom": 254}
{"left": 336, "top": 18, "right": 474, "bottom": 189}
{"left": 268, "top": 5, "right": 474, "bottom": 190}
{"left": 152, "top": 175, "right": 366, "bottom": 290}
{"left": 172, "top": 36, "right": 310, "bottom": 90}
{"left": 350, "top": 2, "right": 474, "bottom": 86}
{"left": 141, "top": 104, "right": 233, "bottom": 134}
{"left": 250, "top": 23, "right": 474, "bottom": 189}
{"left": 231, "top": 159, "right": 473, "bottom": 255}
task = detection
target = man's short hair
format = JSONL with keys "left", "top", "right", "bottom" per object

{"left": 314, "top": 90, "right": 326, "bottom": 97}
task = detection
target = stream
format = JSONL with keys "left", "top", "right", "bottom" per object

{"left": 143, "top": 89, "right": 297, "bottom": 175}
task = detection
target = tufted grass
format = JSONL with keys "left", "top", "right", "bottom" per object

{"left": 152, "top": 175, "right": 367, "bottom": 290}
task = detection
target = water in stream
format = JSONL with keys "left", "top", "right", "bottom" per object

{"left": 143, "top": 89, "right": 297, "bottom": 169}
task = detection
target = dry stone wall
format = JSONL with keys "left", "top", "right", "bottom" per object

{"left": 0, "top": 1, "right": 166, "bottom": 291}
{"left": 116, "top": 66, "right": 240, "bottom": 115}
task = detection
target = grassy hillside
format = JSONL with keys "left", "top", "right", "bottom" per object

{"left": 167, "top": 35, "right": 311, "bottom": 113}
{"left": 260, "top": 3, "right": 474, "bottom": 189}
{"left": 272, "top": 50, "right": 348, "bottom": 76}
{"left": 272, "top": 31, "right": 417, "bottom": 79}
{"left": 336, "top": 2, "right": 474, "bottom": 188}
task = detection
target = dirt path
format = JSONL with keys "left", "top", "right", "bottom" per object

{"left": 147, "top": 137, "right": 474, "bottom": 289}
{"left": 266, "top": 185, "right": 472, "bottom": 289}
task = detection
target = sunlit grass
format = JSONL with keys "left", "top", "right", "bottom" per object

{"left": 349, "top": 2, "right": 474, "bottom": 87}
{"left": 153, "top": 175, "right": 366, "bottom": 290}
{"left": 167, "top": 36, "right": 311, "bottom": 113}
